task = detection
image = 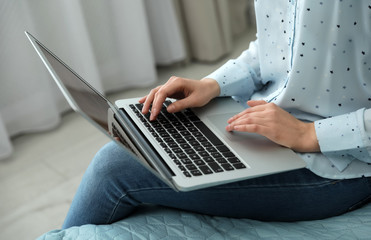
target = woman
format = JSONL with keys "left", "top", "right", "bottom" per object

{"left": 63, "top": 0, "right": 371, "bottom": 228}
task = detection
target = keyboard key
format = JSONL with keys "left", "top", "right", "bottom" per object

{"left": 183, "top": 122, "right": 193, "bottom": 128}
{"left": 194, "top": 121, "right": 224, "bottom": 146}
{"left": 185, "top": 164, "right": 197, "bottom": 170}
{"left": 216, "top": 158, "right": 227, "bottom": 164}
{"left": 172, "top": 133, "right": 182, "bottom": 139}
{"left": 196, "top": 136, "right": 208, "bottom": 142}
{"left": 185, "top": 136, "right": 196, "bottom": 142}
{"left": 188, "top": 140, "right": 200, "bottom": 147}
{"left": 163, "top": 124, "right": 173, "bottom": 129}
{"left": 168, "top": 142, "right": 178, "bottom": 148}
{"left": 203, "top": 156, "right": 215, "bottom": 163}
{"left": 167, "top": 128, "right": 177, "bottom": 134}
{"left": 183, "top": 171, "right": 191, "bottom": 177}
{"left": 190, "top": 170, "right": 202, "bottom": 176}
{"left": 221, "top": 163, "right": 234, "bottom": 171}
{"left": 189, "top": 154, "right": 201, "bottom": 160}
{"left": 206, "top": 147, "right": 217, "bottom": 152}
{"left": 181, "top": 158, "right": 192, "bottom": 164}
{"left": 198, "top": 151, "right": 210, "bottom": 157}
{"left": 187, "top": 127, "right": 198, "bottom": 132}
{"left": 199, "top": 165, "right": 213, "bottom": 175}
{"left": 163, "top": 137, "right": 173, "bottom": 143}
{"left": 159, "top": 132, "right": 170, "bottom": 138}
{"left": 135, "top": 104, "right": 143, "bottom": 110}
{"left": 179, "top": 130, "right": 191, "bottom": 136}
{"left": 233, "top": 163, "right": 247, "bottom": 169}
{"left": 222, "top": 152, "right": 235, "bottom": 158}
{"left": 172, "top": 148, "right": 183, "bottom": 154}
{"left": 208, "top": 162, "right": 224, "bottom": 173}
{"left": 179, "top": 143, "right": 191, "bottom": 149}
{"left": 175, "top": 138, "right": 186, "bottom": 144}
{"left": 194, "top": 145, "right": 204, "bottom": 152}
{"left": 176, "top": 125, "right": 186, "bottom": 131}
{"left": 178, "top": 165, "right": 186, "bottom": 171}
{"left": 228, "top": 157, "right": 241, "bottom": 163}
{"left": 201, "top": 141, "right": 212, "bottom": 147}
{"left": 155, "top": 125, "right": 166, "bottom": 131}
{"left": 172, "top": 122, "right": 182, "bottom": 127}
{"left": 185, "top": 148, "right": 195, "bottom": 155}
{"left": 216, "top": 145, "right": 229, "bottom": 152}
{"left": 194, "top": 159, "right": 205, "bottom": 166}
{"left": 192, "top": 131, "right": 203, "bottom": 137}
{"left": 211, "top": 152, "right": 222, "bottom": 158}
{"left": 177, "top": 153, "right": 187, "bottom": 159}
{"left": 173, "top": 160, "right": 181, "bottom": 165}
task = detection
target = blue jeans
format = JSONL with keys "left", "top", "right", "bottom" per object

{"left": 62, "top": 142, "right": 371, "bottom": 228}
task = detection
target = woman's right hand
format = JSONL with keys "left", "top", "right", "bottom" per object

{"left": 139, "top": 76, "right": 220, "bottom": 121}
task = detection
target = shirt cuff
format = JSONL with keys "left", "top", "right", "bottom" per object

{"left": 205, "top": 59, "right": 259, "bottom": 99}
{"left": 314, "top": 108, "right": 370, "bottom": 171}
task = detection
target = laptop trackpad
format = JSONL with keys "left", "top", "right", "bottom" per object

{"left": 206, "top": 113, "right": 278, "bottom": 151}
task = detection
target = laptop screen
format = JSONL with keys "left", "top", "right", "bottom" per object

{"left": 35, "top": 40, "right": 110, "bottom": 132}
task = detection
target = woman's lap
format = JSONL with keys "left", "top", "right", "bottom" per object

{"left": 62, "top": 142, "right": 371, "bottom": 228}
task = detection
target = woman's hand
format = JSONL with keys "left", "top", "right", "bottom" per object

{"left": 139, "top": 77, "right": 220, "bottom": 120}
{"left": 226, "top": 100, "right": 320, "bottom": 152}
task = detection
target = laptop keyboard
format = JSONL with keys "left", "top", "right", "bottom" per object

{"left": 128, "top": 100, "right": 246, "bottom": 178}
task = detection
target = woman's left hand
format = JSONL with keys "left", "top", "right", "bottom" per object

{"left": 226, "top": 100, "right": 320, "bottom": 152}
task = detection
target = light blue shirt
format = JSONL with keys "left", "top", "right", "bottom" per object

{"left": 206, "top": 0, "right": 371, "bottom": 179}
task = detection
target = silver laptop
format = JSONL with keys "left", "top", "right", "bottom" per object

{"left": 26, "top": 31, "right": 306, "bottom": 192}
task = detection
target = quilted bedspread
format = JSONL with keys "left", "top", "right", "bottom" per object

{"left": 37, "top": 204, "right": 371, "bottom": 240}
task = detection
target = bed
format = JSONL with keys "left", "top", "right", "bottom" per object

{"left": 37, "top": 203, "right": 371, "bottom": 239}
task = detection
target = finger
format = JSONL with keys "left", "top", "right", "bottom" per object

{"left": 226, "top": 115, "right": 268, "bottom": 131}
{"left": 142, "top": 86, "right": 160, "bottom": 114}
{"left": 233, "top": 123, "right": 270, "bottom": 136}
{"left": 138, "top": 95, "right": 147, "bottom": 104}
{"left": 167, "top": 98, "right": 194, "bottom": 113}
{"left": 227, "top": 105, "right": 266, "bottom": 124}
{"left": 151, "top": 78, "right": 187, "bottom": 119}
{"left": 151, "top": 92, "right": 168, "bottom": 120}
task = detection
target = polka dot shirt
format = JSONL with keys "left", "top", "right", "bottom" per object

{"left": 205, "top": 0, "right": 371, "bottom": 179}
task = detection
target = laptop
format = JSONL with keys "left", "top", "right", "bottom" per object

{"left": 25, "top": 31, "right": 306, "bottom": 191}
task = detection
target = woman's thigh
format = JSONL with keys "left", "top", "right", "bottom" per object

{"left": 65, "top": 141, "right": 371, "bottom": 227}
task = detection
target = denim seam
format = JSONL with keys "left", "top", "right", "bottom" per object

{"left": 107, "top": 193, "right": 130, "bottom": 224}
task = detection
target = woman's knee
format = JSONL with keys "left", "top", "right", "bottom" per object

{"left": 87, "top": 141, "right": 166, "bottom": 191}
{"left": 88, "top": 142, "right": 139, "bottom": 180}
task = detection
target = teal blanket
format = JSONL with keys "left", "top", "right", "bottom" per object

{"left": 37, "top": 204, "right": 371, "bottom": 239}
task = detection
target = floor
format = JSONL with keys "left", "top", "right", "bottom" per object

{"left": 0, "top": 30, "right": 255, "bottom": 240}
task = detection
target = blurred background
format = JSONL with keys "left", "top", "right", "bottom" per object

{"left": 0, "top": 0, "right": 256, "bottom": 239}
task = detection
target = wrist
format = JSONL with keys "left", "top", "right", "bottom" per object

{"left": 201, "top": 78, "right": 220, "bottom": 99}
{"left": 297, "top": 122, "right": 320, "bottom": 153}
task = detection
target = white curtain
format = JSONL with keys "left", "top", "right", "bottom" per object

{"left": 0, "top": 0, "right": 253, "bottom": 160}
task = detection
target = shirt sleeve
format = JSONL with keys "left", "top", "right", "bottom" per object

{"left": 204, "top": 40, "right": 263, "bottom": 101}
{"left": 314, "top": 108, "right": 371, "bottom": 172}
